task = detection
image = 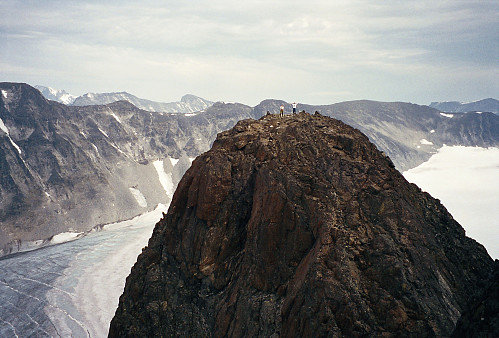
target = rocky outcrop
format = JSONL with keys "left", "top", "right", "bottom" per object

{"left": 109, "top": 112, "right": 494, "bottom": 337}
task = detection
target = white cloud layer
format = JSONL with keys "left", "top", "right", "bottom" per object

{"left": 0, "top": 0, "right": 497, "bottom": 104}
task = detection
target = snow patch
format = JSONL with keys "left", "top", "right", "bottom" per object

{"left": 474, "top": 111, "right": 483, "bottom": 114}
{"left": 169, "top": 157, "right": 180, "bottom": 167}
{"left": 1, "top": 89, "right": 7, "bottom": 99}
{"left": 98, "top": 127, "right": 108, "bottom": 138}
{"left": 103, "top": 203, "right": 168, "bottom": 231}
{"left": 0, "top": 117, "right": 9, "bottom": 135}
{"left": 109, "top": 142, "right": 128, "bottom": 157}
{"left": 110, "top": 112, "right": 121, "bottom": 123}
{"left": 404, "top": 146, "right": 499, "bottom": 259}
{"left": 48, "top": 87, "right": 57, "bottom": 96}
{"left": 189, "top": 157, "right": 196, "bottom": 163}
{"left": 0, "top": 117, "right": 22, "bottom": 154}
{"left": 9, "top": 138, "right": 22, "bottom": 154}
{"left": 153, "top": 159, "right": 175, "bottom": 197}
{"left": 430, "top": 130, "right": 435, "bottom": 133}
{"left": 59, "top": 93, "right": 74, "bottom": 105}
{"left": 420, "top": 139, "right": 433, "bottom": 145}
{"left": 50, "top": 232, "right": 83, "bottom": 245}
{"left": 440, "top": 113, "right": 453, "bottom": 118}
{"left": 129, "top": 187, "right": 147, "bottom": 207}
{"left": 185, "top": 113, "right": 197, "bottom": 117}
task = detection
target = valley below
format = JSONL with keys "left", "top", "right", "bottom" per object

{"left": 0, "top": 204, "right": 168, "bottom": 337}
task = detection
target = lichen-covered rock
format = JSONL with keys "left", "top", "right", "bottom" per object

{"left": 109, "top": 112, "right": 494, "bottom": 337}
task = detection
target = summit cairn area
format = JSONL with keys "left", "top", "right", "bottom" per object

{"left": 109, "top": 112, "right": 495, "bottom": 337}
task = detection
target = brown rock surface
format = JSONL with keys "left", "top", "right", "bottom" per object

{"left": 109, "top": 112, "right": 494, "bottom": 337}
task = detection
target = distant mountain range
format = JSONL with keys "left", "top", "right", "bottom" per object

{"left": 34, "top": 85, "right": 76, "bottom": 105}
{"left": 37, "top": 84, "right": 498, "bottom": 116}
{"left": 35, "top": 85, "right": 213, "bottom": 114}
{"left": 2, "top": 82, "right": 499, "bottom": 257}
{"left": 429, "top": 98, "right": 499, "bottom": 114}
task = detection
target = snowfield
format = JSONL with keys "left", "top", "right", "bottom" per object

{"left": 153, "top": 159, "right": 175, "bottom": 197}
{"left": 129, "top": 187, "right": 148, "bottom": 207}
{"left": 404, "top": 146, "right": 499, "bottom": 259}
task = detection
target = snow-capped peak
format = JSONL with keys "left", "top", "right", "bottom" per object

{"left": 35, "top": 85, "right": 76, "bottom": 105}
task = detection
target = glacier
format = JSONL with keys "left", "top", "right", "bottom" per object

{"left": 0, "top": 204, "right": 168, "bottom": 337}
{"left": 404, "top": 146, "right": 499, "bottom": 259}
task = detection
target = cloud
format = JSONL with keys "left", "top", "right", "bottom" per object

{"left": 0, "top": 0, "right": 497, "bottom": 104}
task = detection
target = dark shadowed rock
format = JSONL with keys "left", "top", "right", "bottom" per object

{"left": 452, "top": 261, "right": 499, "bottom": 337}
{"left": 109, "top": 112, "right": 494, "bottom": 337}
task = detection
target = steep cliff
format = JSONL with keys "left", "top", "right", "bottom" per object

{"left": 0, "top": 82, "right": 255, "bottom": 256}
{"left": 109, "top": 112, "right": 494, "bottom": 337}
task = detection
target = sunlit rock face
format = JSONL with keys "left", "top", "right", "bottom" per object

{"left": 109, "top": 112, "right": 494, "bottom": 337}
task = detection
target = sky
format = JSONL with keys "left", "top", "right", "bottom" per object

{"left": 1, "top": 0, "right": 498, "bottom": 106}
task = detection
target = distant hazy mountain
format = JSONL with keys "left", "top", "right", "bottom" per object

{"left": 72, "top": 91, "right": 213, "bottom": 113}
{"left": 35, "top": 85, "right": 76, "bottom": 105}
{"left": 430, "top": 98, "right": 499, "bottom": 114}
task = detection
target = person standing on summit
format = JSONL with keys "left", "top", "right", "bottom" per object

{"left": 292, "top": 102, "right": 297, "bottom": 114}
{"left": 280, "top": 104, "right": 284, "bottom": 117}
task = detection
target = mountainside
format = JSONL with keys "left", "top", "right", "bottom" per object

{"left": 0, "top": 83, "right": 254, "bottom": 256}
{"left": 2, "top": 84, "right": 498, "bottom": 257}
{"left": 430, "top": 98, "right": 499, "bottom": 114}
{"left": 255, "top": 100, "right": 499, "bottom": 171}
{"left": 34, "top": 85, "right": 76, "bottom": 105}
{"left": 109, "top": 112, "right": 495, "bottom": 337}
{"left": 71, "top": 91, "right": 214, "bottom": 113}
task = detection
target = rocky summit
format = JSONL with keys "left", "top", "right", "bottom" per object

{"left": 109, "top": 112, "right": 495, "bottom": 337}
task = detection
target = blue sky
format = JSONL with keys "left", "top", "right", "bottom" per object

{"left": 1, "top": 0, "right": 497, "bottom": 105}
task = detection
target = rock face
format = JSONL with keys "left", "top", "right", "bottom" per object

{"left": 0, "top": 83, "right": 254, "bottom": 256}
{"left": 109, "top": 112, "right": 494, "bottom": 337}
